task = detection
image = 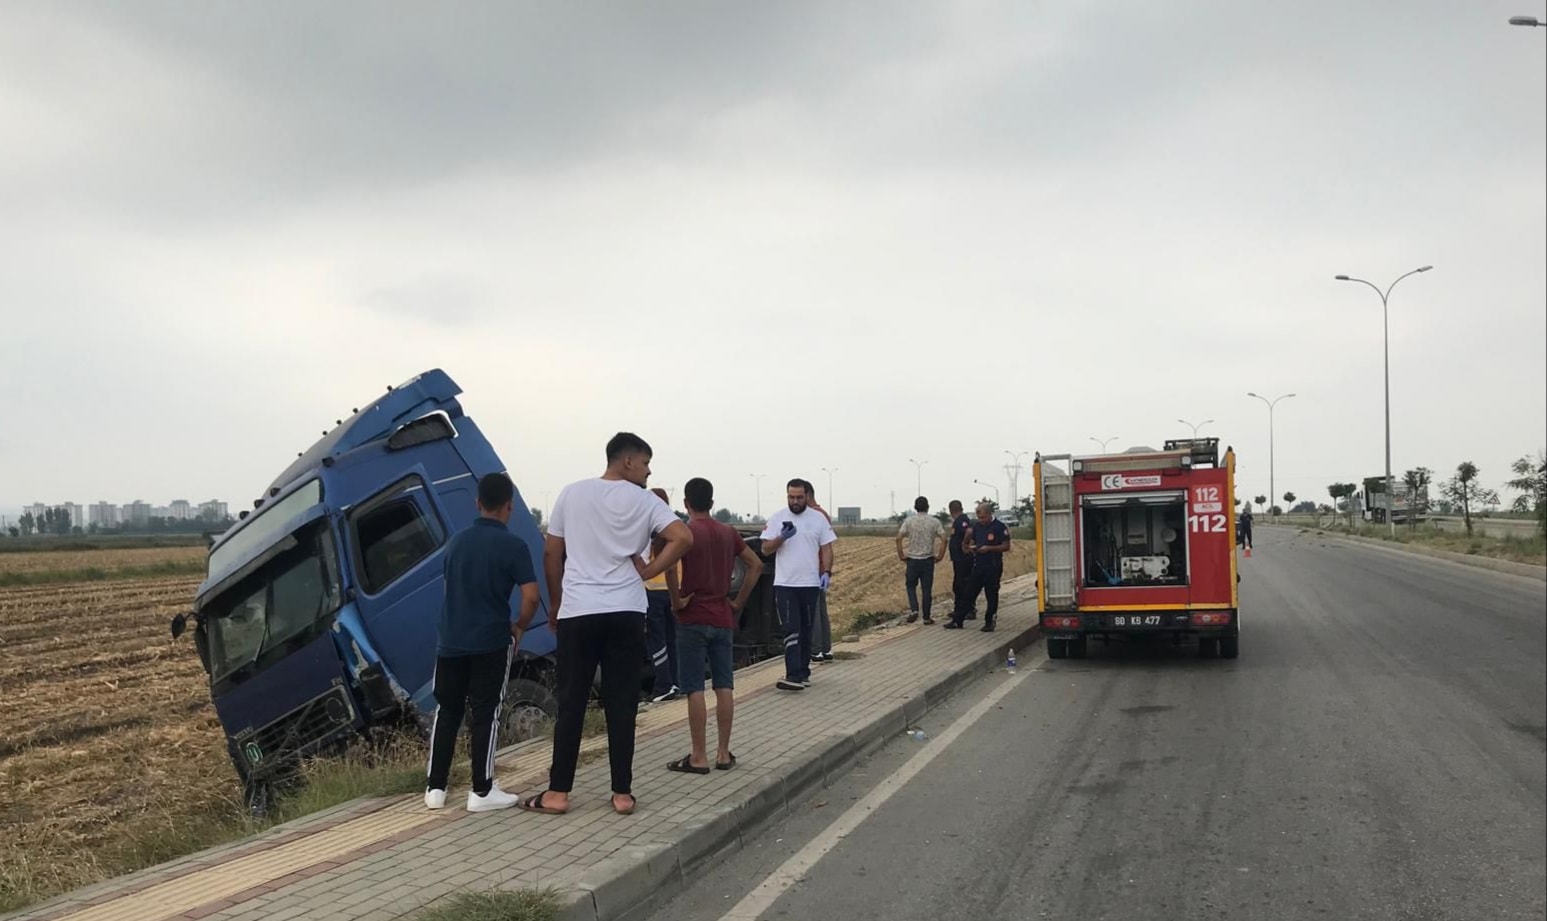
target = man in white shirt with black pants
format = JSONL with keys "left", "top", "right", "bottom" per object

{"left": 523, "top": 433, "right": 693, "bottom": 818}
{"left": 760, "top": 479, "right": 837, "bottom": 691}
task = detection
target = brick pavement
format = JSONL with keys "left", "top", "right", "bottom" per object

{"left": 8, "top": 576, "right": 1040, "bottom": 921}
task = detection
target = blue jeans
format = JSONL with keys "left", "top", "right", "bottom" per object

{"left": 645, "top": 590, "right": 678, "bottom": 694}
{"left": 775, "top": 586, "right": 820, "bottom": 682}
{"left": 676, "top": 624, "right": 735, "bottom": 694}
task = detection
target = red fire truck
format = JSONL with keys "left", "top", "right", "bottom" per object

{"left": 1032, "top": 438, "right": 1241, "bottom": 660}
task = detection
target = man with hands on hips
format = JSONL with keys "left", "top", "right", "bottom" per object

{"left": 759, "top": 479, "right": 837, "bottom": 691}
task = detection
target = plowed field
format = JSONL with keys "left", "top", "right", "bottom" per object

{"left": 0, "top": 534, "right": 1036, "bottom": 908}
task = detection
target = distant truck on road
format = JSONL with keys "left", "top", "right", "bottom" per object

{"left": 1033, "top": 438, "right": 1242, "bottom": 660}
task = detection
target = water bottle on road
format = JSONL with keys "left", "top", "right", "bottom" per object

{"left": 1007, "top": 648, "right": 1018, "bottom": 673}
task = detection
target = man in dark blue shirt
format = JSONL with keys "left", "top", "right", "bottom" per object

{"left": 947, "top": 502, "right": 1011, "bottom": 633}
{"left": 425, "top": 473, "right": 539, "bottom": 813}
{"left": 946, "top": 500, "right": 977, "bottom": 621}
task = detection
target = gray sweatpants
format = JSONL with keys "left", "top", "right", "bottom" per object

{"left": 815, "top": 589, "right": 832, "bottom": 655}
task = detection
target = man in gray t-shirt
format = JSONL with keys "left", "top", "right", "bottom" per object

{"left": 896, "top": 496, "right": 946, "bottom": 624}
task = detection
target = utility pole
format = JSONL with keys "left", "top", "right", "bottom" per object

{"left": 749, "top": 473, "right": 766, "bottom": 519}
{"left": 1004, "top": 450, "right": 1028, "bottom": 509}
{"left": 907, "top": 459, "right": 928, "bottom": 496}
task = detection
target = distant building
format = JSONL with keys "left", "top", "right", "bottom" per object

{"left": 198, "top": 500, "right": 230, "bottom": 522}
{"left": 62, "top": 503, "right": 86, "bottom": 531}
{"left": 123, "top": 501, "right": 152, "bottom": 527}
{"left": 25, "top": 502, "right": 46, "bottom": 522}
{"left": 837, "top": 506, "right": 862, "bottom": 526}
{"left": 90, "top": 502, "right": 121, "bottom": 528}
{"left": 169, "top": 499, "right": 192, "bottom": 521}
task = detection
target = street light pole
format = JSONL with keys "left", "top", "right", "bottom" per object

{"left": 1178, "top": 418, "right": 1214, "bottom": 438}
{"left": 1335, "top": 265, "right": 1433, "bottom": 536}
{"left": 1508, "top": 15, "right": 1545, "bottom": 26}
{"left": 908, "top": 458, "right": 928, "bottom": 496}
{"left": 1004, "top": 450, "right": 1028, "bottom": 509}
{"left": 748, "top": 473, "right": 766, "bottom": 519}
{"left": 821, "top": 466, "right": 838, "bottom": 509}
{"left": 1246, "top": 392, "right": 1295, "bottom": 521}
{"left": 973, "top": 479, "right": 1001, "bottom": 506}
{"left": 1090, "top": 436, "right": 1119, "bottom": 453}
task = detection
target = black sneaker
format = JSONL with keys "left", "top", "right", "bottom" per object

{"left": 965, "top": 613, "right": 978, "bottom": 620}
{"left": 980, "top": 623, "right": 996, "bottom": 633}
{"left": 944, "top": 622, "right": 964, "bottom": 630}
{"left": 776, "top": 678, "right": 805, "bottom": 691}
{"left": 906, "top": 611, "right": 920, "bottom": 624}
{"left": 922, "top": 616, "right": 936, "bottom": 625}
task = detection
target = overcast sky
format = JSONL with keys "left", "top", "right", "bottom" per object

{"left": 2, "top": 0, "right": 1543, "bottom": 524}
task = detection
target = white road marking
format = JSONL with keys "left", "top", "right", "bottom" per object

{"left": 718, "top": 660, "right": 1035, "bottom": 920}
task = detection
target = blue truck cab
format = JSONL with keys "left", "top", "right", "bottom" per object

{"left": 173, "top": 369, "right": 555, "bottom": 807}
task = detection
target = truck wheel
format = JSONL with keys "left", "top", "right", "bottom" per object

{"left": 497, "top": 678, "right": 558, "bottom": 747}
{"left": 1070, "top": 636, "right": 1089, "bottom": 659}
{"left": 1198, "top": 637, "right": 1218, "bottom": 658}
{"left": 1047, "top": 638, "right": 1068, "bottom": 659}
{"left": 1218, "top": 636, "right": 1240, "bottom": 659}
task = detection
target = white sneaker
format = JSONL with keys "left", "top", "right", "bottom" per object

{"left": 467, "top": 784, "right": 520, "bottom": 813}
{"left": 424, "top": 788, "right": 447, "bottom": 810}
{"left": 651, "top": 685, "right": 681, "bottom": 704}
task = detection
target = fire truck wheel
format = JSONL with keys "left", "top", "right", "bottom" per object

{"left": 1218, "top": 635, "right": 1240, "bottom": 659}
{"left": 1047, "top": 638, "right": 1068, "bottom": 659}
{"left": 1198, "top": 637, "right": 1219, "bottom": 658}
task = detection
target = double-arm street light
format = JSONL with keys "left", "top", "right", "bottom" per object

{"left": 1090, "top": 436, "right": 1119, "bottom": 453}
{"left": 821, "top": 466, "right": 838, "bottom": 508}
{"left": 908, "top": 458, "right": 928, "bottom": 496}
{"left": 1246, "top": 393, "right": 1295, "bottom": 520}
{"left": 1335, "top": 265, "right": 1433, "bottom": 536}
{"left": 1178, "top": 418, "right": 1214, "bottom": 438}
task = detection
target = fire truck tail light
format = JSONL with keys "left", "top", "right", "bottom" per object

{"left": 1190, "top": 612, "right": 1233, "bottom": 626}
{"left": 1043, "top": 616, "right": 1080, "bottom": 630}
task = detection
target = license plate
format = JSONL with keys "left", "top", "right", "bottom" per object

{"left": 1107, "top": 614, "right": 1163, "bottom": 628}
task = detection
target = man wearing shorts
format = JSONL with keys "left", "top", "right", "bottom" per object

{"left": 667, "top": 478, "right": 763, "bottom": 774}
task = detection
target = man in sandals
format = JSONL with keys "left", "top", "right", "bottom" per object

{"left": 522, "top": 433, "right": 693, "bottom": 817}
{"left": 666, "top": 477, "right": 762, "bottom": 775}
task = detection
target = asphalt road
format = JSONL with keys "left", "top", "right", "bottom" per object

{"left": 645, "top": 527, "right": 1547, "bottom": 921}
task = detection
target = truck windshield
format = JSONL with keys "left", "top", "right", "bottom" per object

{"left": 205, "top": 521, "right": 342, "bottom": 682}
{"left": 209, "top": 479, "right": 323, "bottom": 578}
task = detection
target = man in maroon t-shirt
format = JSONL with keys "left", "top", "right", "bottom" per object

{"left": 666, "top": 477, "right": 764, "bottom": 774}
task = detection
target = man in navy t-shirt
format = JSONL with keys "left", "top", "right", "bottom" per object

{"left": 425, "top": 473, "right": 539, "bottom": 813}
{"left": 946, "top": 500, "right": 977, "bottom": 621}
{"left": 948, "top": 502, "right": 1011, "bottom": 633}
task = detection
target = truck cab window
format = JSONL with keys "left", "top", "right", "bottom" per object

{"left": 353, "top": 478, "right": 443, "bottom": 595}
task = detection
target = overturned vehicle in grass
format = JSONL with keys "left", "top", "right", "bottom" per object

{"left": 174, "top": 370, "right": 783, "bottom": 809}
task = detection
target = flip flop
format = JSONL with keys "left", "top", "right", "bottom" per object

{"left": 667, "top": 755, "right": 711, "bottom": 775}
{"left": 612, "top": 794, "right": 636, "bottom": 815}
{"left": 715, "top": 753, "right": 737, "bottom": 771}
{"left": 518, "top": 791, "right": 568, "bottom": 815}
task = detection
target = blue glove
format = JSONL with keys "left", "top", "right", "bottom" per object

{"left": 820, "top": 572, "right": 831, "bottom": 591}
{"left": 779, "top": 521, "right": 797, "bottom": 540}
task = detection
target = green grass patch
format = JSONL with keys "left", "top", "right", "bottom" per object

{"left": 844, "top": 610, "right": 896, "bottom": 633}
{"left": 417, "top": 889, "right": 561, "bottom": 921}
{"left": 1312, "top": 524, "right": 1546, "bottom": 566}
{"left": 0, "top": 534, "right": 209, "bottom": 553}
{"left": 0, "top": 559, "right": 206, "bottom": 586}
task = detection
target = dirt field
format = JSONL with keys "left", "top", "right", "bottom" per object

{"left": 0, "top": 534, "right": 1038, "bottom": 908}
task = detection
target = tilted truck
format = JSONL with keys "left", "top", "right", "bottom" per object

{"left": 1032, "top": 438, "right": 1241, "bottom": 660}
{"left": 173, "top": 369, "right": 781, "bottom": 809}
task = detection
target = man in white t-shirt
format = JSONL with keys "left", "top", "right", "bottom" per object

{"left": 759, "top": 479, "right": 838, "bottom": 691}
{"left": 522, "top": 432, "right": 693, "bottom": 818}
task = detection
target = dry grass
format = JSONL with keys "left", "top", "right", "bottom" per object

{"left": 0, "top": 545, "right": 205, "bottom": 577}
{"left": 1304, "top": 524, "right": 1547, "bottom": 566}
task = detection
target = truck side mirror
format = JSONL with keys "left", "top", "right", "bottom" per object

{"left": 170, "top": 613, "right": 188, "bottom": 640}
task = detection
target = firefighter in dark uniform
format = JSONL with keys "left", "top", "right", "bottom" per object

{"left": 946, "top": 500, "right": 977, "bottom": 621}
{"left": 948, "top": 502, "right": 1011, "bottom": 632}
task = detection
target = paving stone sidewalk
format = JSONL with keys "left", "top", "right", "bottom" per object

{"left": 9, "top": 577, "right": 1040, "bottom": 921}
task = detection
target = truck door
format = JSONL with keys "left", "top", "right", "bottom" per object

{"left": 344, "top": 473, "right": 449, "bottom": 709}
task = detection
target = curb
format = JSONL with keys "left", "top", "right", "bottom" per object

{"left": 554, "top": 622, "right": 1042, "bottom": 921}
{"left": 1270, "top": 524, "right": 1546, "bottom": 582}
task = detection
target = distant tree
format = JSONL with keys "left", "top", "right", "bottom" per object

{"left": 1506, "top": 451, "right": 1547, "bottom": 536}
{"left": 933, "top": 510, "right": 951, "bottom": 526}
{"left": 1282, "top": 492, "right": 1296, "bottom": 513}
{"left": 88, "top": 523, "right": 100, "bottom": 535}
{"left": 57, "top": 508, "right": 71, "bottom": 532}
{"left": 1014, "top": 496, "right": 1035, "bottom": 524}
{"left": 6, "top": 526, "right": 16, "bottom": 538}
{"left": 977, "top": 497, "right": 999, "bottom": 516}
{"left": 1327, "top": 483, "right": 1358, "bottom": 527}
{"left": 1440, "top": 461, "right": 1499, "bottom": 537}
{"left": 1291, "top": 500, "right": 1316, "bottom": 514}
{"left": 529, "top": 507, "right": 543, "bottom": 528}
{"left": 18, "top": 512, "right": 34, "bottom": 536}
{"left": 1402, "top": 467, "right": 1434, "bottom": 530}
{"left": 1254, "top": 495, "right": 1267, "bottom": 514}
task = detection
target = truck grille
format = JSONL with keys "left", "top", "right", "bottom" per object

{"left": 235, "top": 683, "right": 358, "bottom": 776}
